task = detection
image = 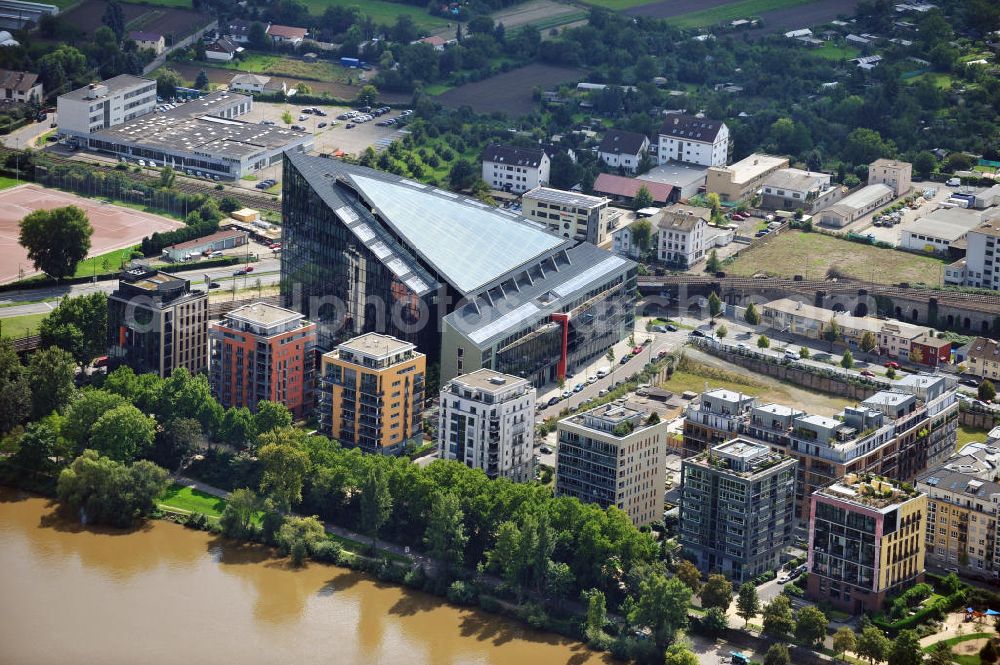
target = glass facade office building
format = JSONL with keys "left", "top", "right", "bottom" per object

{"left": 280, "top": 152, "right": 636, "bottom": 387}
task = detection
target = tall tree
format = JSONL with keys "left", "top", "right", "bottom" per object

{"left": 195, "top": 69, "right": 209, "bottom": 90}
{"left": 629, "top": 573, "right": 691, "bottom": 648}
{"left": 888, "top": 630, "right": 923, "bottom": 665}
{"left": 151, "top": 417, "right": 202, "bottom": 470}
{"left": 0, "top": 338, "right": 30, "bottom": 434}
{"left": 795, "top": 606, "right": 829, "bottom": 648}
{"left": 765, "top": 644, "right": 792, "bottom": 665}
{"left": 28, "top": 346, "right": 76, "bottom": 419}
{"left": 13, "top": 416, "right": 71, "bottom": 474}
{"left": 630, "top": 219, "right": 653, "bottom": 255}
{"left": 220, "top": 488, "right": 260, "bottom": 539}
{"left": 841, "top": 350, "right": 855, "bottom": 369}
{"left": 700, "top": 574, "right": 733, "bottom": 611}
{"left": 834, "top": 626, "right": 858, "bottom": 662}
{"left": 860, "top": 330, "right": 878, "bottom": 353}
{"left": 423, "top": 492, "right": 468, "bottom": 576}
{"left": 57, "top": 450, "right": 169, "bottom": 527}
{"left": 102, "top": 0, "right": 125, "bottom": 41}
{"left": 359, "top": 465, "right": 392, "bottom": 547}
{"left": 88, "top": 403, "right": 156, "bottom": 463}
{"left": 979, "top": 380, "right": 996, "bottom": 403}
{"left": 744, "top": 303, "right": 761, "bottom": 325}
{"left": 675, "top": 559, "right": 702, "bottom": 593}
{"left": 761, "top": 595, "right": 795, "bottom": 642}
{"left": 221, "top": 407, "right": 257, "bottom": 447}
{"left": 736, "top": 581, "right": 760, "bottom": 627}
{"left": 254, "top": 401, "right": 293, "bottom": 435}
{"left": 633, "top": 185, "right": 653, "bottom": 210}
{"left": 584, "top": 589, "right": 607, "bottom": 642}
{"left": 664, "top": 644, "right": 700, "bottom": 665}
{"left": 258, "top": 442, "right": 311, "bottom": 510}
{"left": 856, "top": 625, "right": 891, "bottom": 665}
{"left": 19, "top": 206, "right": 93, "bottom": 280}
{"left": 39, "top": 292, "right": 108, "bottom": 368}
{"left": 706, "top": 249, "right": 722, "bottom": 274}
{"left": 63, "top": 388, "right": 128, "bottom": 450}
{"left": 708, "top": 291, "right": 722, "bottom": 318}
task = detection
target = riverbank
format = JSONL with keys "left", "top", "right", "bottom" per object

{"left": 0, "top": 488, "right": 614, "bottom": 665}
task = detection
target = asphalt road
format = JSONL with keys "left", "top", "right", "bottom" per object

{"left": 0, "top": 257, "right": 282, "bottom": 318}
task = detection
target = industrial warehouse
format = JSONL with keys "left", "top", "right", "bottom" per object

{"left": 58, "top": 78, "right": 312, "bottom": 180}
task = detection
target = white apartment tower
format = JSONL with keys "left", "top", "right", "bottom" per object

{"left": 438, "top": 369, "right": 536, "bottom": 482}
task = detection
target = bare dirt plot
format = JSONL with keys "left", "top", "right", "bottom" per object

{"left": 436, "top": 63, "right": 584, "bottom": 115}
{"left": 61, "top": 0, "right": 212, "bottom": 41}
{"left": 0, "top": 185, "right": 183, "bottom": 284}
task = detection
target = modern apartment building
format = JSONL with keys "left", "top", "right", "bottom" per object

{"left": 917, "top": 467, "right": 1000, "bottom": 578}
{"left": 481, "top": 144, "right": 550, "bottom": 194}
{"left": 107, "top": 267, "right": 208, "bottom": 377}
{"left": 684, "top": 378, "right": 958, "bottom": 518}
{"left": 681, "top": 388, "right": 757, "bottom": 456}
{"left": 521, "top": 186, "right": 613, "bottom": 245}
{"left": 761, "top": 168, "right": 840, "bottom": 213}
{"left": 438, "top": 369, "right": 536, "bottom": 481}
{"left": 808, "top": 474, "right": 927, "bottom": 614}
{"left": 680, "top": 439, "right": 797, "bottom": 582}
{"left": 706, "top": 153, "right": 789, "bottom": 202}
{"left": 280, "top": 153, "right": 636, "bottom": 388}
{"left": 555, "top": 401, "right": 667, "bottom": 526}
{"left": 57, "top": 74, "right": 157, "bottom": 138}
{"left": 656, "top": 204, "right": 710, "bottom": 268}
{"left": 318, "top": 333, "right": 426, "bottom": 455}
{"left": 209, "top": 302, "right": 317, "bottom": 418}
{"left": 656, "top": 114, "right": 729, "bottom": 167}
{"left": 868, "top": 158, "right": 912, "bottom": 197}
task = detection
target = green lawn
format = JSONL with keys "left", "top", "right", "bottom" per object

{"left": 0, "top": 175, "right": 19, "bottom": 190}
{"left": 73, "top": 246, "right": 138, "bottom": 279}
{"left": 904, "top": 72, "right": 953, "bottom": 89}
{"left": 0, "top": 312, "right": 46, "bottom": 339}
{"left": 299, "top": 0, "right": 448, "bottom": 30}
{"left": 159, "top": 485, "right": 228, "bottom": 519}
{"left": 812, "top": 41, "right": 860, "bottom": 61}
{"left": 957, "top": 425, "right": 990, "bottom": 452}
{"left": 423, "top": 82, "right": 454, "bottom": 96}
{"left": 727, "top": 230, "right": 949, "bottom": 285}
{"left": 205, "top": 53, "right": 351, "bottom": 83}
{"left": 667, "top": 0, "right": 814, "bottom": 28}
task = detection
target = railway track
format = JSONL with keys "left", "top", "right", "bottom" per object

{"left": 0, "top": 147, "right": 284, "bottom": 216}
{"left": 639, "top": 275, "right": 1000, "bottom": 313}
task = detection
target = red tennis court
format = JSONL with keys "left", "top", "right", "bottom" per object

{"left": 0, "top": 184, "right": 183, "bottom": 283}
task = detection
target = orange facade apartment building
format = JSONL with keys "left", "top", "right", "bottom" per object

{"left": 209, "top": 302, "right": 317, "bottom": 418}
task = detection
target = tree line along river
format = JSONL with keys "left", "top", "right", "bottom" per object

{"left": 0, "top": 489, "right": 612, "bottom": 665}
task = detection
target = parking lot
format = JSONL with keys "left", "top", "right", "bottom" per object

{"left": 853, "top": 180, "right": 952, "bottom": 245}
{"left": 237, "top": 101, "right": 412, "bottom": 189}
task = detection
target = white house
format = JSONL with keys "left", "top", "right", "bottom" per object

{"left": 266, "top": 24, "right": 307, "bottom": 46}
{"left": 128, "top": 30, "right": 165, "bottom": 55}
{"left": 481, "top": 144, "right": 550, "bottom": 194}
{"left": 657, "top": 113, "right": 729, "bottom": 167}
{"left": 656, "top": 204, "right": 711, "bottom": 267}
{"left": 598, "top": 129, "right": 649, "bottom": 174}
{"left": 205, "top": 37, "right": 241, "bottom": 61}
{"left": 229, "top": 73, "right": 287, "bottom": 95}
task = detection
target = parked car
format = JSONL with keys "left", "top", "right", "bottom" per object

{"left": 208, "top": 281, "right": 220, "bottom": 289}
{"left": 587, "top": 375, "right": 598, "bottom": 384}
{"left": 234, "top": 269, "right": 247, "bottom": 276}
{"left": 860, "top": 369, "right": 876, "bottom": 377}
{"left": 884, "top": 361, "right": 901, "bottom": 369}
{"left": 691, "top": 330, "right": 707, "bottom": 338}
{"left": 666, "top": 324, "right": 678, "bottom": 332}
{"left": 346, "top": 123, "right": 355, "bottom": 129}
{"left": 539, "top": 445, "right": 552, "bottom": 454}
{"left": 632, "top": 346, "right": 643, "bottom": 355}
{"left": 561, "top": 390, "right": 572, "bottom": 400}
{"left": 244, "top": 266, "right": 254, "bottom": 273}
{"left": 620, "top": 355, "right": 631, "bottom": 365}
{"left": 547, "top": 396, "right": 560, "bottom": 407}
{"left": 317, "top": 122, "right": 327, "bottom": 128}
{"left": 784, "top": 350, "right": 800, "bottom": 361}
{"left": 573, "top": 383, "right": 585, "bottom": 393}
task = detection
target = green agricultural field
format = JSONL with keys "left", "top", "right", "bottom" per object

{"left": 726, "top": 230, "right": 949, "bottom": 285}
{"left": 0, "top": 312, "right": 46, "bottom": 339}
{"left": 668, "top": 0, "right": 813, "bottom": 29}
{"left": 299, "top": 0, "right": 448, "bottom": 30}
{"left": 577, "top": 0, "right": 661, "bottom": 9}
{"left": 904, "top": 72, "right": 954, "bottom": 89}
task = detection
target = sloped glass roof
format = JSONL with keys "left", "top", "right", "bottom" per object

{"left": 349, "top": 174, "right": 567, "bottom": 294}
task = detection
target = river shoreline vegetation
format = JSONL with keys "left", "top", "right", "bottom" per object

{"left": 0, "top": 339, "right": 696, "bottom": 663}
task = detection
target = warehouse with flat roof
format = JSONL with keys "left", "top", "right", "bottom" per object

{"left": 81, "top": 90, "right": 313, "bottom": 179}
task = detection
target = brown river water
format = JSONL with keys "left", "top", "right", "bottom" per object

{"left": 0, "top": 489, "right": 611, "bottom": 665}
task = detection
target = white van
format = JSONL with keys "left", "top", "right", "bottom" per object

{"left": 784, "top": 350, "right": 801, "bottom": 361}
{"left": 209, "top": 250, "right": 224, "bottom": 258}
{"left": 946, "top": 177, "right": 961, "bottom": 187}
{"left": 596, "top": 367, "right": 610, "bottom": 379}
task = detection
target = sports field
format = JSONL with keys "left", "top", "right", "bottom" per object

{"left": 0, "top": 185, "right": 182, "bottom": 284}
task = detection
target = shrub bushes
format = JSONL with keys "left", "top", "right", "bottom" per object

{"left": 447, "top": 580, "right": 477, "bottom": 605}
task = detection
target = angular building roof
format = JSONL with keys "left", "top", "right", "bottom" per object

{"left": 285, "top": 152, "right": 574, "bottom": 296}
{"left": 598, "top": 129, "right": 648, "bottom": 156}
{"left": 658, "top": 113, "right": 725, "bottom": 143}
{"left": 593, "top": 173, "right": 673, "bottom": 203}
{"left": 481, "top": 143, "right": 546, "bottom": 167}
